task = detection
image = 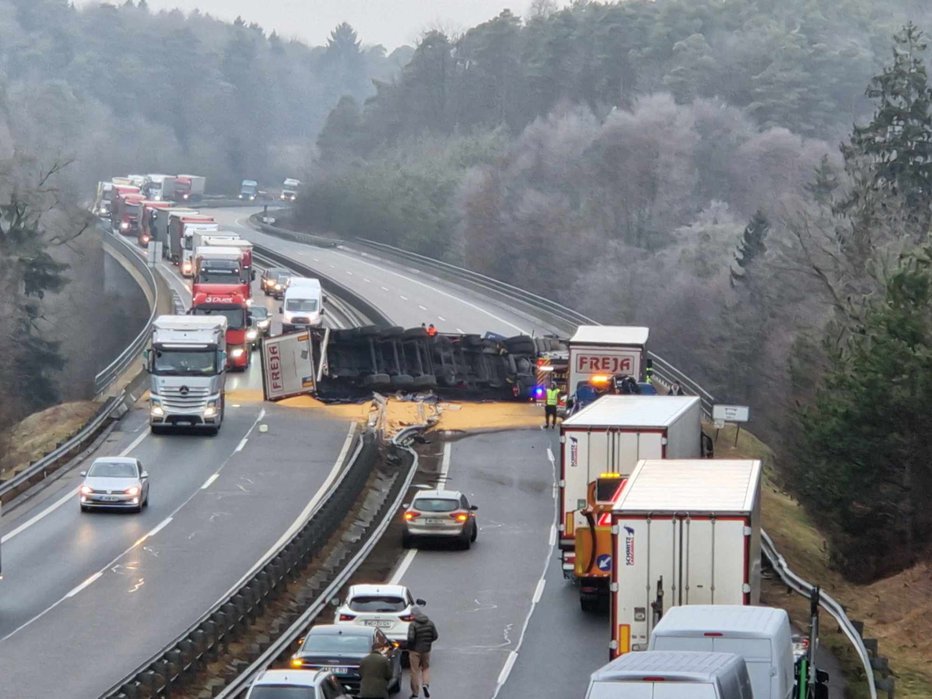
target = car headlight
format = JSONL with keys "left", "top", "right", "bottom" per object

{"left": 273, "top": 283, "right": 281, "bottom": 290}
{"left": 125, "top": 486, "right": 140, "bottom": 496}
{"left": 230, "top": 348, "right": 245, "bottom": 359}
{"left": 80, "top": 485, "right": 93, "bottom": 495}
{"left": 246, "top": 329, "right": 258, "bottom": 341}
{"left": 257, "top": 319, "right": 270, "bottom": 330}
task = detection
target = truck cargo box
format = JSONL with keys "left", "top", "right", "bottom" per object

{"left": 568, "top": 325, "right": 649, "bottom": 394}
{"left": 559, "top": 395, "right": 702, "bottom": 550}
{"left": 610, "top": 459, "right": 762, "bottom": 657}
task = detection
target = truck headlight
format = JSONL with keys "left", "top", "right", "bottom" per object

{"left": 182, "top": 262, "right": 192, "bottom": 274}
{"left": 230, "top": 348, "right": 245, "bottom": 359}
{"left": 120, "top": 221, "right": 129, "bottom": 230}
{"left": 203, "top": 399, "right": 219, "bottom": 419}
{"left": 246, "top": 329, "right": 258, "bottom": 341}
{"left": 150, "top": 400, "right": 164, "bottom": 417}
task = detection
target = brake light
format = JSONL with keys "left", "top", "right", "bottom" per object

{"left": 404, "top": 511, "right": 420, "bottom": 521}
{"left": 703, "top": 632, "right": 723, "bottom": 637}
{"left": 338, "top": 613, "right": 356, "bottom": 621}
{"left": 453, "top": 513, "right": 469, "bottom": 523}
{"left": 641, "top": 677, "right": 666, "bottom": 682}
{"left": 399, "top": 614, "right": 415, "bottom": 622}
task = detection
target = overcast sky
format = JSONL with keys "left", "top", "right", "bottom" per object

{"left": 77, "top": 1, "right": 559, "bottom": 49}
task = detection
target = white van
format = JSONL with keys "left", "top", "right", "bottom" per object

{"left": 649, "top": 605, "right": 795, "bottom": 699}
{"left": 586, "top": 651, "right": 753, "bottom": 699}
{"left": 281, "top": 277, "right": 323, "bottom": 333}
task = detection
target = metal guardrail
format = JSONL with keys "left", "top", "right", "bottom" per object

{"left": 94, "top": 228, "right": 160, "bottom": 396}
{"left": 219, "top": 420, "right": 430, "bottom": 697}
{"left": 249, "top": 211, "right": 341, "bottom": 248}
{"left": 103, "top": 427, "right": 376, "bottom": 697}
{"left": 348, "top": 237, "right": 877, "bottom": 699}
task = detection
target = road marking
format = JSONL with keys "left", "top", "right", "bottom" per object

{"left": 147, "top": 516, "right": 173, "bottom": 538}
{"left": 201, "top": 473, "right": 220, "bottom": 489}
{"left": 490, "top": 444, "right": 559, "bottom": 699}
{"left": 497, "top": 651, "right": 518, "bottom": 686}
{"left": 417, "top": 304, "right": 427, "bottom": 311}
{"left": 437, "top": 315, "right": 446, "bottom": 322}
{"left": 381, "top": 286, "right": 389, "bottom": 292}
{"left": 456, "top": 327, "right": 464, "bottom": 334}
{"left": 549, "top": 525, "right": 557, "bottom": 546}
{"left": 2, "top": 429, "right": 149, "bottom": 544}
{"left": 313, "top": 258, "right": 320, "bottom": 262}
{"left": 440, "top": 442, "right": 452, "bottom": 481}
{"left": 66, "top": 572, "right": 102, "bottom": 599}
{"left": 389, "top": 549, "right": 417, "bottom": 585}
{"left": 328, "top": 264, "right": 335, "bottom": 269}
{"left": 346, "top": 271, "right": 353, "bottom": 276}
{"left": 400, "top": 295, "right": 408, "bottom": 301}
{"left": 235, "top": 436, "right": 248, "bottom": 452}
{"left": 363, "top": 277, "right": 371, "bottom": 283}
{"left": 0, "top": 406, "right": 268, "bottom": 643}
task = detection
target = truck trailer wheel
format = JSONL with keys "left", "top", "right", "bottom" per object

{"left": 580, "top": 596, "right": 599, "bottom": 613}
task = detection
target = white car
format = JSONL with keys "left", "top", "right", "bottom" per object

{"left": 334, "top": 584, "right": 426, "bottom": 647}
{"left": 246, "top": 669, "right": 351, "bottom": 699}
{"left": 79, "top": 457, "right": 149, "bottom": 513}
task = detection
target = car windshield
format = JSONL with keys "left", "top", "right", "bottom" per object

{"left": 348, "top": 595, "right": 407, "bottom": 613}
{"left": 198, "top": 267, "right": 242, "bottom": 285}
{"left": 153, "top": 349, "right": 216, "bottom": 376}
{"left": 246, "top": 688, "right": 315, "bottom": 699}
{"left": 286, "top": 298, "right": 318, "bottom": 312}
{"left": 301, "top": 633, "right": 371, "bottom": 654}
{"left": 251, "top": 307, "right": 270, "bottom": 320}
{"left": 89, "top": 460, "right": 137, "bottom": 478}
{"left": 413, "top": 498, "right": 459, "bottom": 513}
{"left": 192, "top": 307, "right": 245, "bottom": 330}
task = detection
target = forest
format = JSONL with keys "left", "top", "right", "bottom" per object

{"left": 0, "top": 0, "right": 405, "bottom": 434}
{"left": 297, "top": 0, "right": 932, "bottom": 581}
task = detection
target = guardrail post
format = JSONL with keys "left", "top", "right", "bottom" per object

{"left": 875, "top": 676, "right": 895, "bottom": 698}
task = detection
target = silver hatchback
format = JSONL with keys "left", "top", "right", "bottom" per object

{"left": 402, "top": 489, "right": 478, "bottom": 549}
{"left": 79, "top": 457, "right": 150, "bottom": 513}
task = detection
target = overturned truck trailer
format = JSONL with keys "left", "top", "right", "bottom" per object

{"left": 312, "top": 325, "right": 564, "bottom": 400}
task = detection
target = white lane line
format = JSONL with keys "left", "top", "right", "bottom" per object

{"left": 456, "top": 327, "right": 464, "bottom": 334}
{"left": 313, "top": 258, "right": 320, "bottom": 262}
{"left": 380, "top": 286, "right": 389, "bottom": 292}
{"left": 65, "top": 572, "right": 102, "bottom": 599}
{"left": 147, "top": 516, "right": 173, "bottom": 538}
{"left": 400, "top": 295, "right": 409, "bottom": 301}
{"left": 389, "top": 549, "right": 417, "bottom": 585}
{"left": 201, "top": 473, "right": 220, "bottom": 490}
{"left": 0, "top": 407, "right": 268, "bottom": 643}
{"left": 438, "top": 315, "right": 446, "bottom": 322}
{"left": 2, "top": 429, "right": 149, "bottom": 544}
{"left": 328, "top": 264, "right": 336, "bottom": 269}
{"left": 215, "top": 422, "right": 358, "bottom": 603}
{"left": 417, "top": 304, "right": 427, "bottom": 311}
{"left": 235, "top": 436, "right": 248, "bottom": 452}
{"left": 346, "top": 271, "right": 354, "bottom": 276}
{"left": 363, "top": 278, "right": 371, "bottom": 283}
{"left": 549, "top": 524, "right": 557, "bottom": 547}
{"left": 497, "top": 651, "right": 519, "bottom": 687}
{"left": 393, "top": 442, "right": 454, "bottom": 585}
{"left": 490, "top": 440, "right": 559, "bottom": 699}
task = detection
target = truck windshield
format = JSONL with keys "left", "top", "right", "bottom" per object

{"left": 153, "top": 349, "right": 216, "bottom": 376}
{"left": 192, "top": 307, "right": 246, "bottom": 330}
{"left": 198, "top": 267, "right": 243, "bottom": 285}
{"left": 125, "top": 203, "right": 140, "bottom": 216}
{"left": 285, "top": 298, "right": 318, "bottom": 312}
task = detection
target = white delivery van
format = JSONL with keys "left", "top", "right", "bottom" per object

{"left": 281, "top": 277, "right": 323, "bottom": 333}
{"left": 611, "top": 460, "right": 763, "bottom": 656}
{"left": 586, "top": 650, "right": 754, "bottom": 699}
{"left": 649, "top": 605, "right": 794, "bottom": 699}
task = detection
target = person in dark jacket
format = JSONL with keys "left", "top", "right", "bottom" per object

{"left": 358, "top": 645, "right": 394, "bottom": 699}
{"left": 406, "top": 607, "right": 438, "bottom": 698}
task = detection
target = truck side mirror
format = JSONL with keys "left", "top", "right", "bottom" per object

{"left": 251, "top": 270, "right": 256, "bottom": 281}
{"left": 279, "top": 307, "right": 284, "bottom": 314}
{"left": 320, "top": 308, "right": 325, "bottom": 315}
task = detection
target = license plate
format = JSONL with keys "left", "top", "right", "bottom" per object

{"left": 102, "top": 496, "right": 119, "bottom": 502}
{"left": 424, "top": 518, "right": 446, "bottom": 525}
{"left": 364, "top": 620, "right": 393, "bottom": 628}
{"left": 319, "top": 666, "right": 349, "bottom": 674}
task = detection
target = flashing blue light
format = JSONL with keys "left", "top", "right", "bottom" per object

{"left": 534, "top": 387, "right": 545, "bottom": 398}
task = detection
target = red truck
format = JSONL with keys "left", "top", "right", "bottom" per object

{"left": 110, "top": 185, "right": 141, "bottom": 234}
{"left": 192, "top": 245, "right": 249, "bottom": 308}
{"left": 190, "top": 291, "right": 251, "bottom": 371}
{"left": 137, "top": 200, "right": 173, "bottom": 247}
{"left": 113, "top": 192, "right": 145, "bottom": 236}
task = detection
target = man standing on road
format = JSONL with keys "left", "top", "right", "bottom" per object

{"left": 544, "top": 381, "right": 560, "bottom": 429}
{"left": 358, "top": 643, "right": 394, "bottom": 699}
{"left": 407, "top": 607, "right": 438, "bottom": 698}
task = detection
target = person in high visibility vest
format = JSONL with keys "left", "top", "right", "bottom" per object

{"left": 544, "top": 381, "right": 560, "bottom": 429}
{"left": 426, "top": 323, "right": 438, "bottom": 337}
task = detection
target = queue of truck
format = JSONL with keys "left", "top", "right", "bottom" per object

{"left": 556, "top": 326, "right": 828, "bottom": 699}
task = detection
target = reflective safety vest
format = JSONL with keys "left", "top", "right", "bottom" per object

{"left": 545, "top": 388, "right": 560, "bottom": 406}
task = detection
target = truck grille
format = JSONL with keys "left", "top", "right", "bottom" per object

{"left": 291, "top": 316, "right": 310, "bottom": 325}
{"left": 160, "top": 385, "right": 210, "bottom": 411}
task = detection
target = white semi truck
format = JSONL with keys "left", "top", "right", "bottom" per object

{"left": 146, "top": 315, "right": 227, "bottom": 435}
{"left": 609, "top": 459, "right": 763, "bottom": 657}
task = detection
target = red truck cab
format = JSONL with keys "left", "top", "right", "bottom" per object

{"left": 115, "top": 193, "right": 145, "bottom": 236}
{"left": 137, "top": 201, "right": 173, "bottom": 247}
{"left": 192, "top": 247, "right": 249, "bottom": 308}
{"left": 189, "top": 291, "right": 251, "bottom": 371}
{"left": 110, "top": 185, "right": 141, "bottom": 233}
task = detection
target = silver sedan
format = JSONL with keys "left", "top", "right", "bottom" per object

{"left": 79, "top": 457, "right": 150, "bottom": 513}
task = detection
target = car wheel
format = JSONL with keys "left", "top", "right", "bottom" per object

{"left": 150, "top": 425, "right": 165, "bottom": 435}
{"left": 80, "top": 504, "right": 89, "bottom": 513}
{"left": 458, "top": 532, "right": 471, "bottom": 550}
{"left": 143, "top": 493, "right": 149, "bottom": 508}
{"left": 470, "top": 522, "right": 478, "bottom": 542}
{"left": 402, "top": 531, "right": 413, "bottom": 549}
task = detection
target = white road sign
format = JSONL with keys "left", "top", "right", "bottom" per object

{"left": 712, "top": 404, "right": 750, "bottom": 423}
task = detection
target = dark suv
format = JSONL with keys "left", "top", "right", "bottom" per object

{"left": 261, "top": 266, "right": 290, "bottom": 298}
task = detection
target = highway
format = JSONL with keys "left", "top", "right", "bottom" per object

{"left": 0, "top": 241, "right": 357, "bottom": 697}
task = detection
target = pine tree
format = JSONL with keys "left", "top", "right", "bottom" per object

{"left": 842, "top": 22, "right": 932, "bottom": 228}
{"left": 730, "top": 210, "right": 769, "bottom": 287}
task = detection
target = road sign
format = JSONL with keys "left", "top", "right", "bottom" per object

{"left": 713, "top": 404, "right": 750, "bottom": 423}
{"left": 714, "top": 418, "right": 726, "bottom": 429}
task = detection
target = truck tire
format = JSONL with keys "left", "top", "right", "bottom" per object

{"left": 413, "top": 375, "right": 437, "bottom": 388}
{"left": 505, "top": 336, "right": 536, "bottom": 354}
{"left": 580, "top": 596, "right": 598, "bottom": 613}
{"left": 404, "top": 327, "right": 428, "bottom": 339}
{"left": 391, "top": 374, "right": 414, "bottom": 388}
{"left": 363, "top": 373, "right": 391, "bottom": 387}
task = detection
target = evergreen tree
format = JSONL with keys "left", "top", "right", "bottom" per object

{"left": 730, "top": 210, "right": 769, "bottom": 287}
{"left": 842, "top": 22, "right": 932, "bottom": 229}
